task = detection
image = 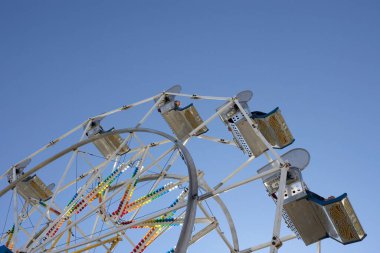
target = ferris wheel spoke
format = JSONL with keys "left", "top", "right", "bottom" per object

{"left": 81, "top": 205, "right": 131, "bottom": 253}
{"left": 11, "top": 174, "right": 19, "bottom": 250}
{"left": 132, "top": 133, "right": 166, "bottom": 172}
{"left": 135, "top": 94, "right": 165, "bottom": 129}
{"left": 145, "top": 146, "right": 186, "bottom": 198}
{"left": 213, "top": 155, "right": 256, "bottom": 191}
{"left": 239, "top": 234, "right": 297, "bottom": 253}
{"left": 109, "top": 144, "right": 177, "bottom": 194}
{"left": 22, "top": 209, "right": 50, "bottom": 250}
{"left": 77, "top": 150, "right": 96, "bottom": 170}
{"left": 47, "top": 123, "right": 93, "bottom": 217}
{"left": 75, "top": 224, "right": 111, "bottom": 252}
{"left": 92, "top": 94, "right": 161, "bottom": 120}
{"left": 199, "top": 176, "right": 241, "bottom": 249}
{"left": 12, "top": 199, "right": 36, "bottom": 247}
{"left": 126, "top": 138, "right": 172, "bottom": 155}
{"left": 74, "top": 235, "right": 122, "bottom": 253}
{"left": 194, "top": 195, "right": 238, "bottom": 252}
{"left": 196, "top": 201, "right": 234, "bottom": 251}
{"left": 103, "top": 219, "right": 135, "bottom": 248}
{"left": 49, "top": 149, "right": 79, "bottom": 209}
{"left": 195, "top": 134, "right": 236, "bottom": 146}
{"left": 164, "top": 92, "right": 231, "bottom": 101}
{"left": 96, "top": 155, "right": 123, "bottom": 221}
{"left": 199, "top": 165, "right": 282, "bottom": 202}
{"left": 56, "top": 152, "right": 122, "bottom": 196}
{"left": 189, "top": 221, "right": 219, "bottom": 247}
{"left": 269, "top": 165, "right": 289, "bottom": 253}
{"left": 45, "top": 222, "right": 103, "bottom": 253}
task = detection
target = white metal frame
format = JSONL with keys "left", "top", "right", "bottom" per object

{"left": 0, "top": 89, "right": 324, "bottom": 253}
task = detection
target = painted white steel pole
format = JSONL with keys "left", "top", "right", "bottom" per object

{"left": 269, "top": 165, "right": 289, "bottom": 253}
{"left": 317, "top": 240, "right": 321, "bottom": 253}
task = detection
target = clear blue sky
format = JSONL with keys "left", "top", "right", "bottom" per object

{"left": 0, "top": 1, "right": 379, "bottom": 253}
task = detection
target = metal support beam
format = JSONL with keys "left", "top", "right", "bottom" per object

{"left": 269, "top": 165, "right": 289, "bottom": 253}
{"left": 239, "top": 234, "right": 297, "bottom": 253}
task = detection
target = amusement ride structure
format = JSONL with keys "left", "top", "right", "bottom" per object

{"left": 0, "top": 86, "right": 366, "bottom": 253}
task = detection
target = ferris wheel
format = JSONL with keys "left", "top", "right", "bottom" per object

{"left": 0, "top": 85, "right": 366, "bottom": 253}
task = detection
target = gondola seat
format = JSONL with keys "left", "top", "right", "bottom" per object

{"left": 17, "top": 175, "right": 54, "bottom": 201}
{"left": 85, "top": 119, "right": 130, "bottom": 159}
{"left": 157, "top": 85, "right": 208, "bottom": 140}
{"left": 251, "top": 107, "right": 294, "bottom": 149}
{"left": 161, "top": 103, "right": 208, "bottom": 140}
{"left": 283, "top": 191, "right": 366, "bottom": 245}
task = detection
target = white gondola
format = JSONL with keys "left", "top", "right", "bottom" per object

{"left": 85, "top": 118, "right": 130, "bottom": 158}
{"left": 218, "top": 90, "right": 294, "bottom": 157}
{"left": 7, "top": 159, "right": 54, "bottom": 201}
{"left": 6, "top": 158, "right": 31, "bottom": 183}
{"left": 251, "top": 107, "right": 294, "bottom": 149}
{"left": 17, "top": 175, "right": 54, "bottom": 202}
{"left": 157, "top": 85, "right": 208, "bottom": 140}
{"left": 258, "top": 148, "right": 366, "bottom": 246}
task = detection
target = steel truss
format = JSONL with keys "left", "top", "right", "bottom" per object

{"left": 0, "top": 89, "right": 325, "bottom": 253}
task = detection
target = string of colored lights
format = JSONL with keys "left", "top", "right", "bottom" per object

{"left": 131, "top": 227, "right": 157, "bottom": 253}
{"left": 166, "top": 248, "right": 175, "bottom": 253}
{"left": 133, "top": 190, "right": 188, "bottom": 251}
{"left": 39, "top": 201, "right": 61, "bottom": 216}
{"left": 45, "top": 162, "right": 131, "bottom": 238}
{"left": 120, "top": 182, "right": 178, "bottom": 217}
{"left": 98, "top": 192, "right": 107, "bottom": 217}
{"left": 138, "top": 218, "right": 180, "bottom": 227}
{"left": 160, "top": 188, "right": 189, "bottom": 253}
{"left": 112, "top": 166, "right": 140, "bottom": 218}
{"left": 129, "top": 188, "right": 189, "bottom": 253}
{"left": 5, "top": 225, "right": 14, "bottom": 250}
{"left": 73, "top": 166, "right": 125, "bottom": 214}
